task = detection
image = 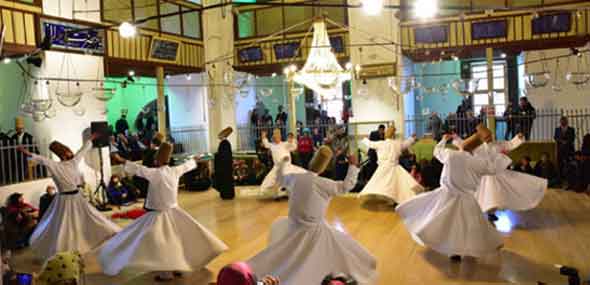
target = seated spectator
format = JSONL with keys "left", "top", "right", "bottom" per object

{"left": 233, "top": 160, "right": 249, "bottom": 185}
{"left": 322, "top": 273, "right": 358, "bottom": 285}
{"left": 534, "top": 152, "right": 559, "bottom": 188}
{"left": 217, "top": 262, "right": 279, "bottom": 285}
{"left": 297, "top": 128, "right": 314, "bottom": 169}
{"left": 410, "top": 164, "right": 423, "bottom": 186}
{"left": 514, "top": 156, "right": 534, "bottom": 175}
{"left": 399, "top": 151, "right": 416, "bottom": 172}
{"left": 39, "top": 185, "right": 57, "bottom": 219}
{"left": 185, "top": 161, "right": 212, "bottom": 191}
{"left": 567, "top": 151, "right": 587, "bottom": 192}
{"left": 5, "top": 193, "right": 38, "bottom": 248}
{"left": 106, "top": 175, "right": 136, "bottom": 206}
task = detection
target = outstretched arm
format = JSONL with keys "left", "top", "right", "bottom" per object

{"left": 72, "top": 137, "right": 95, "bottom": 164}
{"left": 18, "top": 145, "right": 52, "bottom": 166}
{"left": 362, "top": 138, "right": 382, "bottom": 150}
{"left": 401, "top": 134, "right": 417, "bottom": 150}
{"left": 434, "top": 134, "right": 452, "bottom": 163}
{"left": 316, "top": 155, "right": 360, "bottom": 197}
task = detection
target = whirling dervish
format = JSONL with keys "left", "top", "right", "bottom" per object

{"left": 17, "top": 135, "right": 120, "bottom": 260}
{"left": 247, "top": 146, "right": 377, "bottom": 285}
{"left": 452, "top": 130, "right": 547, "bottom": 220}
{"left": 359, "top": 126, "right": 424, "bottom": 205}
{"left": 259, "top": 129, "right": 299, "bottom": 198}
{"left": 396, "top": 127, "right": 512, "bottom": 261}
{"left": 99, "top": 142, "right": 228, "bottom": 281}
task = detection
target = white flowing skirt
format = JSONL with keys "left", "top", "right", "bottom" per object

{"left": 99, "top": 207, "right": 228, "bottom": 276}
{"left": 476, "top": 170, "right": 547, "bottom": 212}
{"left": 396, "top": 187, "right": 503, "bottom": 257}
{"left": 30, "top": 192, "right": 120, "bottom": 261}
{"left": 260, "top": 163, "right": 303, "bottom": 197}
{"left": 359, "top": 164, "right": 424, "bottom": 204}
{"left": 248, "top": 217, "right": 377, "bottom": 285}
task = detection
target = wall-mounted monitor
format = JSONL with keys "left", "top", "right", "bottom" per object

{"left": 273, "top": 42, "right": 300, "bottom": 59}
{"left": 329, "top": 36, "right": 344, "bottom": 53}
{"left": 149, "top": 37, "right": 180, "bottom": 62}
{"left": 414, "top": 25, "right": 448, "bottom": 44}
{"left": 472, "top": 20, "right": 507, "bottom": 40}
{"left": 532, "top": 13, "right": 571, "bottom": 34}
{"left": 238, "top": 47, "right": 263, "bottom": 63}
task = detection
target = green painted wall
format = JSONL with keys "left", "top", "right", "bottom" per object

{"left": 0, "top": 62, "right": 26, "bottom": 133}
{"left": 105, "top": 77, "right": 160, "bottom": 133}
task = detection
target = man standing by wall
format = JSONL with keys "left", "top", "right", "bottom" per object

{"left": 11, "top": 117, "right": 40, "bottom": 182}
{"left": 517, "top": 97, "right": 536, "bottom": 140}
{"left": 554, "top": 116, "right": 575, "bottom": 185}
{"left": 427, "top": 112, "right": 443, "bottom": 141}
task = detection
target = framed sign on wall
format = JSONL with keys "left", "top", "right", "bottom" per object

{"left": 148, "top": 37, "right": 181, "bottom": 63}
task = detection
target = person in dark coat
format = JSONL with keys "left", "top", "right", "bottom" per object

{"left": 366, "top": 125, "right": 385, "bottom": 180}
{"left": 214, "top": 127, "right": 235, "bottom": 200}
{"left": 503, "top": 102, "right": 517, "bottom": 140}
{"left": 39, "top": 185, "right": 57, "bottom": 219}
{"left": 115, "top": 109, "right": 130, "bottom": 135}
{"left": 516, "top": 97, "right": 536, "bottom": 140}
{"left": 554, "top": 116, "right": 576, "bottom": 182}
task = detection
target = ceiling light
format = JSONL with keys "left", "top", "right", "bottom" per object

{"left": 452, "top": 55, "right": 459, "bottom": 61}
{"left": 119, "top": 22, "right": 137, "bottom": 38}
{"left": 362, "top": 0, "right": 383, "bottom": 16}
{"left": 128, "top": 70, "right": 135, "bottom": 77}
{"left": 271, "top": 72, "right": 277, "bottom": 77}
{"left": 414, "top": 0, "right": 438, "bottom": 19}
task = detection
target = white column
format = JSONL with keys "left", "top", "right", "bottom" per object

{"left": 203, "top": 1, "right": 236, "bottom": 151}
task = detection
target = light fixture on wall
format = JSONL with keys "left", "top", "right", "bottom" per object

{"left": 361, "top": 0, "right": 383, "bottom": 16}
{"left": 119, "top": 22, "right": 137, "bottom": 38}
{"left": 2, "top": 57, "right": 10, "bottom": 64}
{"left": 128, "top": 70, "right": 135, "bottom": 77}
{"left": 414, "top": 0, "right": 438, "bottom": 19}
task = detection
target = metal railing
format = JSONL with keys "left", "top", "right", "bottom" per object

{"left": 169, "top": 126, "right": 209, "bottom": 155}
{"left": 0, "top": 140, "right": 49, "bottom": 187}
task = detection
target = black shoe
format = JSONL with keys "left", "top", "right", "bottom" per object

{"left": 488, "top": 213, "right": 499, "bottom": 222}
{"left": 173, "top": 271, "right": 183, "bottom": 278}
{"left": 154, "top": 276, "right": 173, "bottom": 282}
{"left": 450, "top": 255, "right": 462, "bottom": 262}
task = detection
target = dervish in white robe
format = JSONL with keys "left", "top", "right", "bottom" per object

{"left": 248, "top": 149, "right": 377, "bottom": 285}
{"left": 396, "top": 136, "right": 512, "bottom": 258}
{"left": 27, "top": 141, "right": 120, "bottom": 260}
{"left": 452, "top": 135, "right": 547, "bottom": 213}
{"left": 359, "top": 135, "right": 424, "bottom": 204}
{"left": 260, "top": 137, "right": 298, "bottom": 198}
{"left": 99, "top": 158, "right": 228, "bottom": 276}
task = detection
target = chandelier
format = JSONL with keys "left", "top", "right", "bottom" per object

{"left": 291, "top": 20, "right": 352, "bottom": 99}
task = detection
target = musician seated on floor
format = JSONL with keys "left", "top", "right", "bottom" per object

{"left": 106, "top": 175, "right": 139, "bottom": 206}
{"left": 39, "top": 185, "right": 57, "bottom": 219}
{"left": 4, "top": 193, "right": 38, "bottom": 248}
{"left": 534, "top": 152, "right": 559, "bottom": 188}
{"left": 513, "top": 156, "right": 534, "bottom": 175}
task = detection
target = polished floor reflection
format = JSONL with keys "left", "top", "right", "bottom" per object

{"left": 12, "top": 188, "right": 589, "bottom": 284}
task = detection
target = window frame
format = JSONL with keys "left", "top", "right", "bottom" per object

{"left": 470, "top": 60, "right": 508, "bottom": 117}
{"left": 100, "top": 0, "right": 203, "bottom": 39}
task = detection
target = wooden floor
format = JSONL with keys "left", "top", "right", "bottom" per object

{"left": 13, "top": 187, "right": 590, "bottom": 285}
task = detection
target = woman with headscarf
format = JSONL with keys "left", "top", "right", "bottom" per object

{"left": 17, "top": 136, "right": 120, "bottom": 261}
{"left": 359, "top": 126, "right": 423, "bottom": 205}
{"left": 217, "top": 262, "right": 279, "bottom": 285}
{"left": 100, "top": 143, "right": 228, "bottom": 281}
{"left": 247, "top": 146, "right": 377, "bottom": 284}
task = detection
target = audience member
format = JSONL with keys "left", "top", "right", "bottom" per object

{"left": 443, "top": 112, "right": 457, "bottom": 134}
{"left": 39, "top": 185, "right": 57, "bottom": 219}
{"left": 107, "top": 175, "right": 137, "bottom": 206}
{"left": 276, "top": 105, "right": 287, "bottom": 127}
{"left": 503, "top": 102, "right": 517, "bottom": 140}
{"left": 399, "top": 151, "right": 416, "bottom": 172}
{"left": 566, "top": 151, "right": 587, "bottom": 192}
{"left": 514, "top": 156, "right": 534, "bottom": 175}
{"left": 115, "top": 109, "right": 130, "bottom": 135}
{"left": 554, "top": 116, "right": 575, "bottom": 182}
{"left": 312, "top": 127, "right": 324, "bottom": 148}
{"left": 217, "top": 262, "right": 280, "bottom": 285}
{"left": 516, "top": 97, "right": 536, "bottom": 140}
{"left": 427, "top": 112, "right": 443, "bottom": 140}
{"left": 297, "top": 128, "right": 314, "bottom": 168}
{"left": 534, "top": 152, "right": 559, "bottom": 188}
{"left": 5, "top": 193, "right": 38, "bottom": 248}
{"left": 10, "top": 117, "right": 41, "bottom": 182}
{"left": 410, "top": 164, "right": 423, "bottom": 186}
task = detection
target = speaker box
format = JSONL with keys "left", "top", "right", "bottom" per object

{"left": 460, "top": 61, "right": 472, "bottom": 80}
{"left": 91, "top": 121, "right": 110, "bottom": 148}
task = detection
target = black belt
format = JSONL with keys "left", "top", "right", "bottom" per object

{"left": 60, "top": 190, "right": 79, "bottom": 195}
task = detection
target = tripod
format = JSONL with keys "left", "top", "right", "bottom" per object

{"left": 94, "top": 148, "right": 111, "bottom": 212}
